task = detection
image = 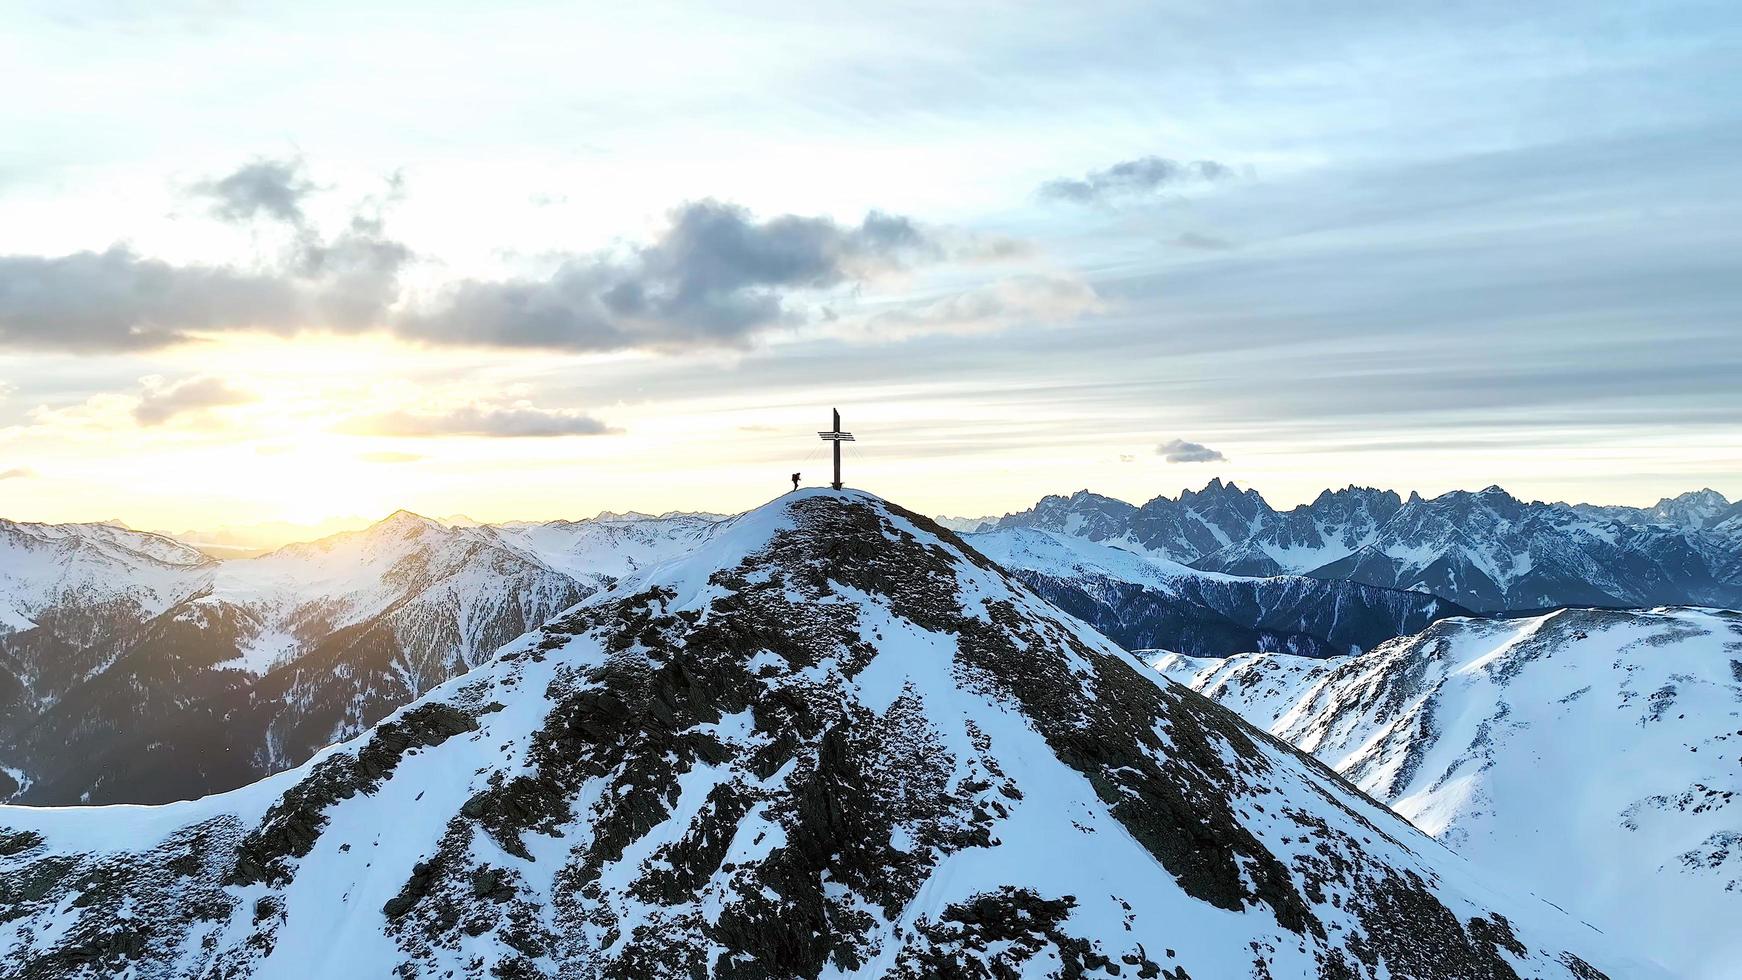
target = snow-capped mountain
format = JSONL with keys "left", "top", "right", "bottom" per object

{"left": 931, "top": 514, "right": 997, "bottom": 534}
{"left": 1192, "top": 485, "right": 1405, "bottom": 577}
{"left": 968, "top": 526, "right": 1467, "bottom": 658}
{"left": 1154, "top": 607, "right": 1742, "bottom": 979}
{"left": 0, "top": 518, "right": 212, "bottom": 714}
{"left": 1565, "top": 488, "right": 1734, "bottom": 530}
{"left": 986, "top": 481, "right": 1742, "bottom": 611}
{"left": 1310, "top": 487, "right": 1740, "bottom": 611}
{"left": 489, "top": 510, "right": 727, "bottom": 582}
{"left": 0, "top": 510, "right": 728, "bottom": 804}
{"left": 0, "top": 490, "right": 1646, "bottom": 978}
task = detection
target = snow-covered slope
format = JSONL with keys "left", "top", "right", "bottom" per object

{"left": 0, "top": 510, "right": 728, "bottom": 804}
{"left": 969, "top": 526, "right": 1468, "bottom": 658}
{"left": 1154, "top": 607, "right": 1742, "bottom": 978}
{"left": 0, "top": 490, "right": 1646, "bottom": 978}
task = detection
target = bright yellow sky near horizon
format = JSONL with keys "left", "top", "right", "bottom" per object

{"left": 3, "top": 331, "right": 1737, "bottom": 533}
{"left": 2, "top": 3, "right": 1739, "bottom": 532}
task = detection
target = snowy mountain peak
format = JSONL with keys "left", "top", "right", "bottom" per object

{"left": 1157, "top": 605, "right": 1742, "bottom": 978}
{"left": 0, "top": 489, "right": 1640, "bottom": 978}
{"left": 377, "top": 508, "right": 442, "bottom": 532}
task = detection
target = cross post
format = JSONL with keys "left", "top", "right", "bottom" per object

{"left": 817, "top": 408, "right": 855, "bottom": 490}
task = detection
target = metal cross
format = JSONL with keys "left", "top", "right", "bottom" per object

{"left": 817, "top": 408, "right": 855, "bottom": 490}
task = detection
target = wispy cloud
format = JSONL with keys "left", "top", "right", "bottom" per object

{"left": 1157, "top": 438, "right": 1226, "bottom": 463}
{"left": 345, "top": 403, "right": 619, "bottom": 438}
{"left": 133, "top": 375, "right": 255, "bottom": 426}
{"left": 1040, "top": 156, "right": 1235, "bottom": 205}
{"left": 858, "top": 274, "right": 1101, "bottom": 339}
{"left": 0, "top": 466, "right": 34, "bottom": 480}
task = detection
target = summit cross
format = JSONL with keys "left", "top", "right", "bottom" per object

{"left": 817, "top": 409, "right": 855, "bottom": 490}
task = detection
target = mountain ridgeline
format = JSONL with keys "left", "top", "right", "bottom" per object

{"left": 968, "top": 527, "right": 1468, "bottom": 659}
{"left": 981, "top": 481, "right": 1742, "bottom": 612}
{"left": 0, "top": 510, "right": 724, "bottom": 804}
{"left": 0, "top": 491, "right": 1641, "bottom": 979}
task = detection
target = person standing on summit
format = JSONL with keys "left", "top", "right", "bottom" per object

{"left": 791, "top": 472, "right": 800, "bottom": 492}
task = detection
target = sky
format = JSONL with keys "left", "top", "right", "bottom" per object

{"left": 1, "top": 0, "right": 1739, "bottom": 533}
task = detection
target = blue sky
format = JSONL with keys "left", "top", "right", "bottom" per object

{"left": 1, "top": 1, "right": 1738, "bottom": 527}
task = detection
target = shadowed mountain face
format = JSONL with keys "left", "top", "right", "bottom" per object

{"left": 0, "top": 491, "right": 1641, "bottom": 978}
{"left": 0, "top": 511, "right": 725, "bottom": 804}
{"left": 1156, "top": 606, "right": 1742, "bottom": 979}
{"left": 970, "top": 527, "right": 1468, "bottom": 659}
{"left": 988, "top": 482, "right": 1742, "bottom": 612}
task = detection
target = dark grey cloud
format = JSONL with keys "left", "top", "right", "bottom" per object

{"left": 397, "top": 200, "right": 939, "bottom": 351}
{"left": 0, "top": 224, "right": 410, "bottom": 352}
{"left": 1157, "top": 438, "right": 1227, "bottom": 463}
{"left": 0, "top": 195, "right": 938, "bottom": 354}
{"left": 0, "top": 247, "right": 305, "bottom": 351}
{"left": 1040, "top": 156, "right": 1235, "bottom": 204}
{"left": 346, "top": 404, "right": 618, "bottom": 438}
{"left": 133, "top": 375, "right": 254, "bottom": 425}
{"left": 191, "top": 157, "right": 317, "bottom": 225}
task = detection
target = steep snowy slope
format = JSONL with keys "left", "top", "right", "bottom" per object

{"left": 1154, "top": 607, "right": 1742, "bottom": 978}
{"left": 970, "top": 527, "right": 1467, "bottom": 658}
{"left": 0, "top": 489, "right": 1645, "bottom": 979}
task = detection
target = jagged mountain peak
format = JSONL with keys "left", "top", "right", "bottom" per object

{"left": 0, "top": 488, "right": 1642, "bottom": 978}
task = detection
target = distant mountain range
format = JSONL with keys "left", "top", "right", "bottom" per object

{"left": 979, "top": 481, "right": 1742, "bottom": 611}
{"left": 1156, "top": 606, "right": 1742, "bottom": 978}
{"left": 0, "top": 510, "right": 725, "bottom": 804}
{"left": 968, "top": 526, "right": 1468, "bottom": 658}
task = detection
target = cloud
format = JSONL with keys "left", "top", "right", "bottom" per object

{"left": 345, "top": 403, "right": 619, "bottom": 438}
{"left": 397, "top": 200, "right": 940, "bottom": 352}
{"left": 133, "top": 375, "right": 255, "bottom": 425}
{"left": 1157, "top": 438, "right": 1226, "bottom": 463}
{"left": 0, "top": 248, "right": 303, "bottom": 351}
{"left": 1040, "top": 156, "right": 1235, "bottom": 204}
{"left": 0, "top": 230, "right": 409, "bottom": 353}
{"left": 0, "top": 192, "right": 948, "bottom": 355}
{"left": 190, "top": 157, "right": 317, "bottom": 225}
{"left": 0, "top": 466, "right": 34, "bottom": 480}
{"left": 1174, "top": 231, "right": 1234, "bottom": 250}
{"left": 859, "top": 274, "right": 1101, "bottom": 339}
{"left": 360, "top": 451, "right": 425, "bottom": 463}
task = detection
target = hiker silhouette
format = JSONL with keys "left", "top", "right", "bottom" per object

{"left": 790, "top": 472, "right": 800, "bottom": 491}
